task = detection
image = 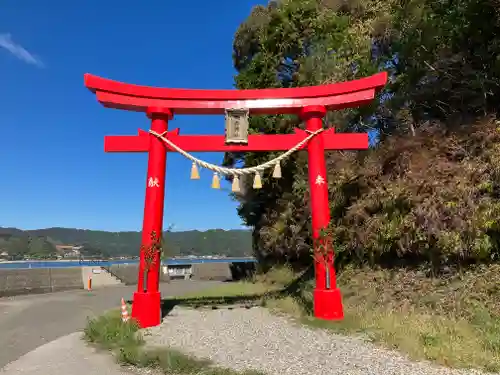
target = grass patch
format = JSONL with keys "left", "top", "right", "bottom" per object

{"left": 83, "top": 308, "right": 265, "bottom": 375}
{"left": 175, "top": 267, "right": 296, "bottom": 301}
{"left": 330, "top": 265, "right": 500, "bottom": 372}
{"left": 176, "top": 264, "right": 500, "bottom": 372}
{"left": 174, "top": 281, "right": 277, "bottom": 300}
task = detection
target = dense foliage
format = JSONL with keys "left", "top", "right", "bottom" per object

{"left": 0, "top": 227, "right": 252, "bottom": 259}
{"left": 329, "top": 119, "right": 500, "bottom": 272}
{"left": 229, "top": 0, "right": 500, "bottom": 271}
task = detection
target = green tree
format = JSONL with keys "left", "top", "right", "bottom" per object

{"left": 231, "top": 0, "right": 500, "bottom": 271}
{"left": 230, "top": 0, "right": 389, "bottom": 264}
{"left": 6, "top": 236, "right": 30, "bottom": 259}
{"left": 385, "top": 0, "right": 500, "bottom": 131}
{"left": 28, "top": 237, "right": 57, "bottom": 259}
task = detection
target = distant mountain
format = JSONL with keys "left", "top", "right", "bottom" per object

{"left": 0, "top": 227, "right": 252, "bottom": 258}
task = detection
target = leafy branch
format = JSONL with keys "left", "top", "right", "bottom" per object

{"left": 311, "top": 227, "right": 335, "bottom": 289}
{"left": 142, "top": 230, "right": 162, "bottom": 271}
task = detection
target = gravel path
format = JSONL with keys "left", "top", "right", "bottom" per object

{"left": 145, "top": 306, "right": 488, "bottom": 375}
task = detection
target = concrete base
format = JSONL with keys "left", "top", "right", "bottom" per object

{"left": 81, "top": 267, "right": 122, "bottom": 290}
{"left": 106, "top": 264, "right": 170, "bottom": 285}
{"left": 191, "top": 263, "right": 232, "bottom": 281}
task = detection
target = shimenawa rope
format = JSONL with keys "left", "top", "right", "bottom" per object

{"left": 149, "top": 128, "right": 324, "bottom": 177}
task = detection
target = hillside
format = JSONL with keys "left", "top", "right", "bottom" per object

{"left": 0, "top": 227, "right": 252, "bottom": 259}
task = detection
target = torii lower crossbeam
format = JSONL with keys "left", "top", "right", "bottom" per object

{"left": 104, "top": 127, "right": 368, "bottom": 153}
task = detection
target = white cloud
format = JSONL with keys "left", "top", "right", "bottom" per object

{"left": 0, "top": 33, "right": 43, "bottom": 67}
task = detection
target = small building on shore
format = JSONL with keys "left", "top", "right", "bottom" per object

{"left": 55, "top": 245, "right": 83, "bottom": 258}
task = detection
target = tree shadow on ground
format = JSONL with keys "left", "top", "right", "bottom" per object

{"left": 158, "top": 265, "right": 315, "bottom": 318}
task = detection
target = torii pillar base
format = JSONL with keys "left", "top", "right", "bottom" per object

{"left": 313, "top": 289, "right": 344, "bottom": 320}
{"left": 131, "top": 291, "right": 161, "bottom": 328}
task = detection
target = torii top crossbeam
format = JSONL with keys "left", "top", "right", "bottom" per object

{"left": 84, "top": 72, "right": 387, "bottom": 115}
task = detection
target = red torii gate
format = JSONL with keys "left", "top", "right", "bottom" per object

{"left": 84, "top": 71, "right": 387, "bottom": 328}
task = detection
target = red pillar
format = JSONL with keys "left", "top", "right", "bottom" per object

{"left": 131, "top": 106, "right": 172, "bottom": 328}
{"left": 300, "top": 105, "right": 344, "bottom": 320}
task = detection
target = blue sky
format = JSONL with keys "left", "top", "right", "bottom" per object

{"left": 0, "top": 0, "right": 266, "bottom": 232}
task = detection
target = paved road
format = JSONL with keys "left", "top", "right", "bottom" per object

{"left": 0, "top": 281, "right": 222, "bottom": 369}
{"left": 1, "top": 332, "right": 139, "bottom": 375}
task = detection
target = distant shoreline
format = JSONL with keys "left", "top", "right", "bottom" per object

{"left": 0, "top": 257, "right": 256, "bottom": 269}
{"left": 0, "top": 256, "right": 254, "bottom": 263}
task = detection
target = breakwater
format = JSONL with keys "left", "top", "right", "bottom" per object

{"left": 0, "top": 268, "right": 87, "bottom": 297}
{"left": 0, "top": 259, "right": 257, "bottom": 297}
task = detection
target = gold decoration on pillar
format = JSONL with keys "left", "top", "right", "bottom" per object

{"left": 272, "top": 162, "right": 282, "bottom": 179}
{"left": 231, "top": 175, "right": 241, "bottom": 192}
{"left": 190, "top": 162, "right": 200, "bottom": 180}
{"left": 253, "top": 172, "right": 262, "bottom": 189}
{"left": 211, "top": 173, "right": 221, "bottom": 189}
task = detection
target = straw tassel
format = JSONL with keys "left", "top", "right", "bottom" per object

{"left": 211, "top": 173, "right": 221, "bottom": 189}
{"left": 231, "top": 175, "right": 241, "bottom": 192}
{"left": 190, "top": 162, "right": 200, "bottom": 180}
{"left": 272, "top": 162, "right": 282, "bottom": 179}
{"left": 253, "top": 172, "right": 262, "bottom": 189}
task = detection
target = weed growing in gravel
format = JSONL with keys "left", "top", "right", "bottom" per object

{"left": 83, "top": 308, "right": 265, "bottom": 375}
{"left": 84, "top": 309, "right": 141, "bottom": 350}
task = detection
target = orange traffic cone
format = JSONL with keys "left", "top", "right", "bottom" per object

{"left": 121, "top": 298, "right": 129, "bottom": 322}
